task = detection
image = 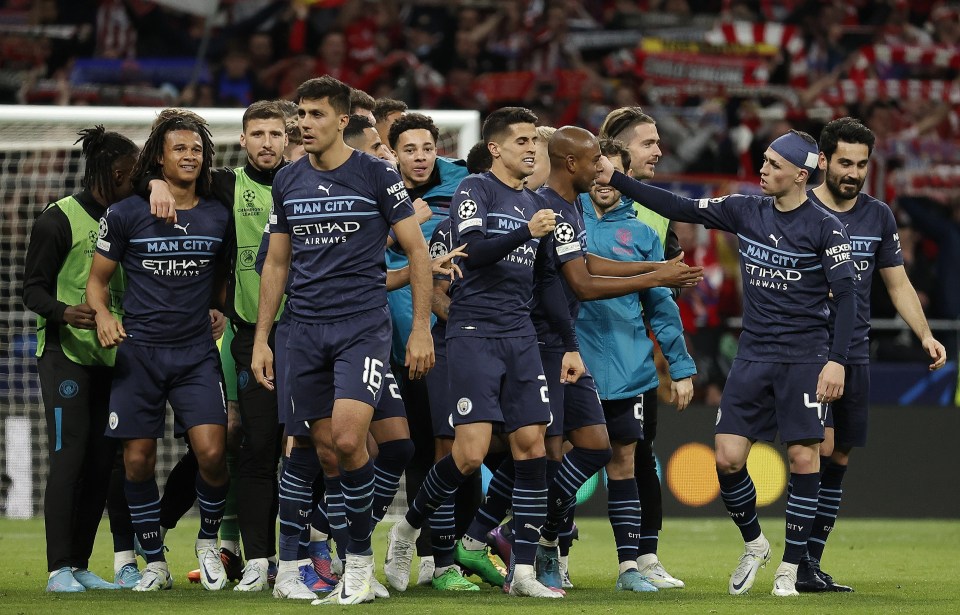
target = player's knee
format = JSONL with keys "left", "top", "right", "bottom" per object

{"left": 715, "top": 454, "right": 745, "bottom": 475}
{"left": 332, "top": 431, "right": 365, "bottom": 460}
{"left": 453, "top": 449, "right": 484, "bottom": 475}
{"left": 193, "top": 443, "right": 226, "bottom": 474}
{"left": 317, "top": 448, "right": 339, "bottom": 475}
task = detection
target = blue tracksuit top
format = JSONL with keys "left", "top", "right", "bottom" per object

{"left": 385, "top": 157, "right": 469, "bottom": 364}
{"left": 577, "top": 195, "right": 697, "bottom": 400}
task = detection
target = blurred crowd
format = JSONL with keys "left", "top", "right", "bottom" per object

{"left": 1, "top": 0, "right": 959, "bottom": 400}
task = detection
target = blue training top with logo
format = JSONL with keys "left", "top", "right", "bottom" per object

{"left": 808, "top": 191, "right": 903, "bottom": 365}
{"left": 531, "top": 186, "right": 588, "bottom": 352}
{"left": 447, "top": 171, "right": 547, "bottom": 338}
{"left": 270, "top": 151, "right": 415, "bottom": 323}
{"left": 96, "top": 194, "right": 228, "bottom": 347}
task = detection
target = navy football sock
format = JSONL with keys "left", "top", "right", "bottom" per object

{"left": 195, "top": 474, "right": 228, "bottom": 541}
{"left": 718, "top": 467, "right": 762, "bottom": 542}
{"left": 341, "top": 459, "right": 376, "bottom": 555}
{"left": 125, "top": 477, "right": 164, "bottom": 564}
{"left": 807, "top": 461, "right": 847, "bottom": 561}
{"left": 784, "top": 472, "right": 819, "bottom": 564}
{"left": 371, "top": 439, "right": 414, "bottom": 528}
{"left": 607, "top": 478, "right": 642, "bottom": 563}
{"left": 464, "top": 457, "right": 514, "bottom": 542}
{"left": 406, "top": 454, "right": 466, "bottom": 529}
{"left": 512, "top": 457, "right": 547, "bottom": 566}
{"left": 277, "top": 448, "right": 320, "bottom": 564}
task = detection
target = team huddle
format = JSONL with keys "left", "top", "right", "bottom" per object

{"left": 23, "top": 74, "right": 946, "bottom": 602}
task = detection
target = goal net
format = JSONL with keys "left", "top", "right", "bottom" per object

{"left": 0, "top": 105, "right": 480, "bottom": 518}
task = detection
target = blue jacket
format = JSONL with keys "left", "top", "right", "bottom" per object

{"left": 577, "top": 195, "right": 696, "bottom": 399}
{"left": 385, "top": 157, "right": 469, "bottom": 364}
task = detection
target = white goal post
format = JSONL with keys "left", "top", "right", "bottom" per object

{"left": 0, "top": 104, "right": 479, "bottom": 518}
{"left": 0, "top": 105, "right": 480, "bottom": 158}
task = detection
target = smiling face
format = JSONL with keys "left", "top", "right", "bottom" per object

{"left": 394, "top": 128, "right": 437, "bottom": 188}
{"left": 621, "top": 122, "right": 661, "bottom": 180}
{"left": 241, "top": 117, "right": 287, "bottom": 172}
{"left": 159, "top": 129, "right": 203, "bottom": 185}
{"left": 822, "top": 140, "right": 870, "bottom": 202}
{"left": 590, "top": 154, "right": 626, "bottom": 213}
{"left": 492, "top": 122, "right": 538, "bottom": 182}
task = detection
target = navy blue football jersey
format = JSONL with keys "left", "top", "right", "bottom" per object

{"left": 96, "top": 195, "right": 228, "bottom": 346}
{"left": 270, "top": 151, "right": 415, "bottom": 322}
{"left": 531, "top": 186, "right": 587, "bottom": 351}
{"left": 447, "top": 172, "right": 546, "bottom": 338}
{"left": 808, "top": 191, "right": 903, "bottom": 364}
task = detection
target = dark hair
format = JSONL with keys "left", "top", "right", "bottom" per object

{"left": 350, "top": 88, "right": 376, "bottom": 115}
{"left": 388, "top": 112, "right": 439, "bottom": 150}
{"left": 276, "top": 99, "right": 299, "bottom": 120}
{"left": 598, "top": 106, "right": 655, "bottom": 140}
{"left": 285, "top": 118, "right": 302, "bottom": 146}
{"left": 481, "top": 106, "right": 538, "bottom": 144}
{"left": 133, "top": 110, "right": 215, "bottom": 197}
{"left": 242, "top": 100, "right": 285, "bottom": 131}
{"left": 373, "top": 98, "right": 408, "bottom": 123}
{"left": 296, "top": 76, "right": 351, "bottom": 115}
{"left": 819, "top": 117, "right": 876, "bottom": 160}
{"left": 343, "top": 114, "right": 375, "bottom": 147}
{"left": 599, "top": 138, "right": 631, "bottom": 174}
{"left": 75, "top": 126, "right": 138, "bottom": 205}
{"left": 466, "top": 141, "right": 492, "bottom": 174}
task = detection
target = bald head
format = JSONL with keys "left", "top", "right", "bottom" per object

{"left": 548, "top": 126, "right": 598, "bottom": 164}
{"left": 547, "top": 126, "right": 601, "bottom": 195}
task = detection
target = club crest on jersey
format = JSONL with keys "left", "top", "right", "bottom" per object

{"left": 456, "top": 397, "right": 473, "bottom": 416}
{"left": 458, "top": 200, "right": 478, "bottom": 219}
{"left": 429, "top": 241, "right": 448, "bottom": 259}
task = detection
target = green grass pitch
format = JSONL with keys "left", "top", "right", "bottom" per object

{"left": 2, "top": 517, "right": 958, "bottom": 614}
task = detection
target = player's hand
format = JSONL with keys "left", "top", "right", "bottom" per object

{"left": 149, "top": 179, "right": 177, "bottom": 224}
{"left": 63, "top": 303, "right": 97, "bottom": 329}
{"left": 596, "top": 155, "right": 615, "bottom": 185}
{"left": 413, "top": 198, "right": 432, "bottom": 225}
{"left": 921, "top": 336, "right": 947, "bottom": 371}
{"left": 671, "top": 377, "right": 694, "bottom": 411}
{"left": 816, "top": 360, "right": 845, "bottom": 403}
{"left": 560, "top": 351, "right": 585, "bottom": 384}
{"left": 528, "top": 209, "right": 557, "bottom": 238}
{"left": 94, "top": 312, "right": 126, "bottom": 348}
{"left": 432, "top": 244, "right": 467, "bottom": 280}
{"left": 405, "top": 327, "right": 435, "bottom": 380}
{"left": 251, "top": 340, "right": 275, "bottom": 391}
{"left": 654, "top": 253, "right": 704, "bottom": 287}
{"left": 210, "top": 309, "right": 226, "bottom": 341}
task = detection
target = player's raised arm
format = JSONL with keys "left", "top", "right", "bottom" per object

{"left": 597, "top": 156, "right": 708, "bottom": 224}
